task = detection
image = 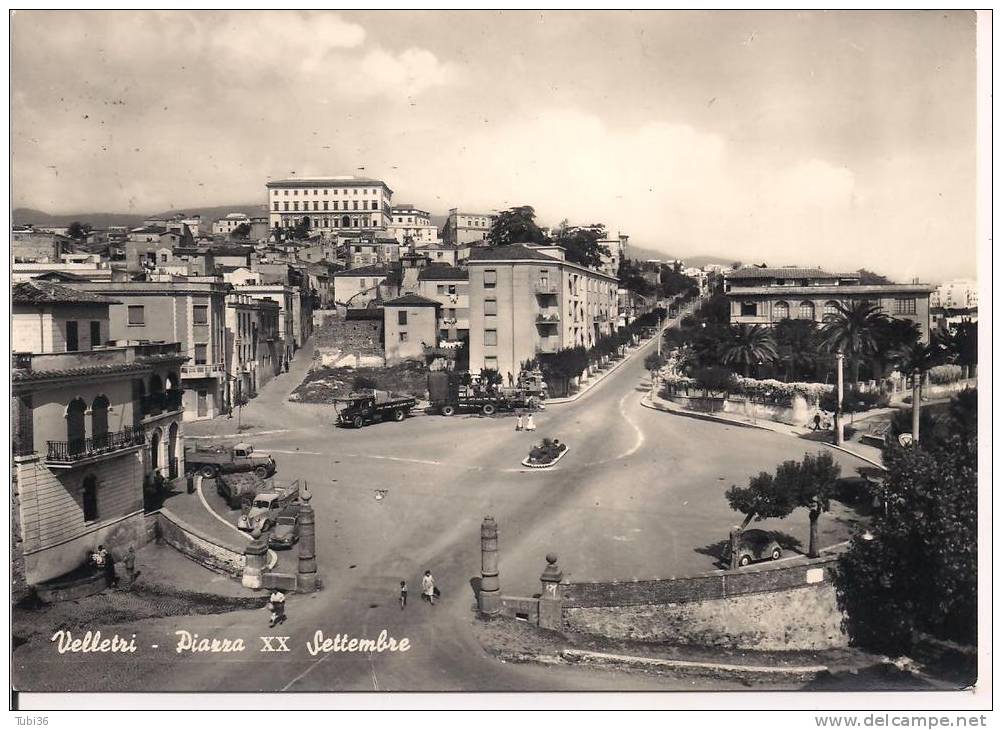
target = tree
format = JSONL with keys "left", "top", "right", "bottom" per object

{"left": 791, "top": 451, "right": 841, "bottom": 558}
{"left": 834, "top": 434, "right": 977, "bottom": 655}
{"left": 486, "top": 206, "right": 546, "bottom": 247}
{"left": 774, "top": 319, "right": 819, "bottom": 382}
{"left": 292, "top": 217, "right": 311, "bottom": 240}
{"left": 871, "top": 318, "right": 921, "bottom": 379}
{"left": 725, "top": 471, "right": 796, "bottom": 531}
{"left": 231, "top": 222, "right": 251, "bottom": 240}
{"left": 67, "top": 221, "right": 93, "bottom": 240}
{"left": 942, "top": 321, "right": 978, "bottom": 378}
{"left": 693, "top": 365, "right": 734, "bottom": 397}
{"left": 856, "top": 268, "right": 893, "bottom": 285}
{"left": 891, "top": 338, "right": 946, "bottom": 443}
{"left": 721, "top": 324, "right": 778, "bottom": 376}
{"left": 819, "top": 300, "right": 889, "bottom": 384}
{"left": 551, "top": 222, "right": 611, "bottom": 269}
{"left": 617, "top": 258, "right": 654, "bottom": 297}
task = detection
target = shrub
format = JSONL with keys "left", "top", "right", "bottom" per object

{"left": 928, "top": 364, "right": 963, "bottom": 385}
{"left": 819, "top": 387, "right": 889, "bottom": 414}
{"left": 528, "top": 437, "right": 567, "bottom": 464}
{"left": 352, "top": 375, "right": 378, "bottom": 391}
{"left": 693, "top": 366, "right": 734, "bottom": 396}
{"left": 732, "top": 376, "right": 832, "bottom": 407}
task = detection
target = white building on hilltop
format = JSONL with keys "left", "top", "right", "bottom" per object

{"left": 266, "top": 176, "right": 393, "bottom": 233}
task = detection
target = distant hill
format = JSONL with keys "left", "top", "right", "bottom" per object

{"left": 13, "top": 204, "right": 268, "bottom": 230}
{"left": 624, "top": 243, "right": 735, "bottom": 268}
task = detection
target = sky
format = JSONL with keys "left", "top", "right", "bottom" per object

{"left": 11, "top": 10, "right": 979, "bottom": 282}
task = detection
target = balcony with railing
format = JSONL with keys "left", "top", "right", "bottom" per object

{"left": 536, "top": 312, "right": 561, "bottom": 325}
{"left": 181, "top": 362, "right": 225, "bottom": 378}
{"left": 140, "top": 389, "right": 183, "bottom": 418}
{"left": 46, "top": 427, "right": 145, "bottom": 467}
{"left": 535, "top": 339, "right": 559, "bottom": 355}
{"left": 533, "top": 280, "right": 559, "bottom": 296}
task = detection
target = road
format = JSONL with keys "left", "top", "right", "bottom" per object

{"left": 14, "top": 331, "right": 873, "bottom": 693}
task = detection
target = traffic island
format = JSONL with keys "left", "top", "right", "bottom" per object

{"left": 520, "top": 438, "right": 569, "bottom": 469}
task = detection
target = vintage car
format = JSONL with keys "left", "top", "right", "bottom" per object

{"left": 735, "top": 529, "right": 783, "bottom": 567}
{"left": 268, "top": 508, "right": 301, "bottom": 549}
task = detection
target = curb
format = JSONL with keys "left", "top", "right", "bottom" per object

{"left": 492, "top": 647, "right": 828, "bottom": 681}
{"left": 520, "top": 446, "right": 570, "bottom": 469}
{"left": 546, "top": 338, "right": 655, "bottom": 406}
{"left": 640, "top": 395, "right": 886, "bottom": 471}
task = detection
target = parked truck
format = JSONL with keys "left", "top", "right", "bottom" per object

{"left": 216, "top": 471, "right": 266, "bottom": 510}
{"left": 185, "top": 442, "right": 276, "bottom": 480}
{"left": 336, "top": 390, "right": 417, "bottom": 428}
{"left": 427, "top": 370, "right": 546, "bottom": 416}
{"left": 237, "top": 479, "right": 301, "bottom": 533}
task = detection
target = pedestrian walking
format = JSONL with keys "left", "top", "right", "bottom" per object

{"left": 268, "top": 589, "right": 286, "bottom": 627}
{"left": 421, "top": 570, "right": 436, "bottom": 606}
{"left": 812, "top": 413, "right": 822, "bottom": 431}
{"left": 515, "top": 411, "right": 524, "bottom": 431}
{"left": 399, "top": 580, "right": 408, "bottom": 610}
{"left": 123, "top": 546, "right": 137, "bottom": 587}
{"left": 524, "top": 413, "right": 536, "bottom": 432}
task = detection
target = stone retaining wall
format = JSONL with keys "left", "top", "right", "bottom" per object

{"left": 560, "top": 555, "right": 845, "bottom": 650}
{"left": 156, "top": 510, "right": 246, "bottom": 577}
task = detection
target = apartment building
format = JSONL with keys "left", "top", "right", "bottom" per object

{"left": 235, "top": 284, "right": 297, "bottom": 368}
{"left": 466, "top": 244, "right": 619, "bottom": 377}
{"left": 332, "top": 264, "right": 392, "bottom": 308}
{"left": 63, "top": 279, "right": 229, "bottom": 420}
{"left": 387, "top": 204, "right": 439, "bottom": 245}
{"left": 12, "top": 281, "right": 187, "bottom": 585}
{"left": 417, "top": 265, "right": 470, "bottom": 343}
{"left": 723, "top": 267, "right": 935, "bottom": 342}
{"left": 212, "top": 212, "right": 251, "bottom": 236}
{"left": 442, "top": 209, "right": 496, "bottom": 246}
{"left": 266, "top": 176, "right": 393, "bottom": 233}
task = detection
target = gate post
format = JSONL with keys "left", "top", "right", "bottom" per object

{"left": 242, "top": 537, "right": 268, "bottom": 589}
{"left": 538, "top": 553, "right": 564, "bottom": 631}
{"left": 479, "top": 516, "right": 501, "bottom": 615}
{"left": 297, "top": 484, "right": 318, "bottom": 592}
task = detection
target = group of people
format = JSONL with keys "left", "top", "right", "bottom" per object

{"left": 399, "top": 570, "right": 438, "bottom": 609}
{"left": 90, "top": 544, "right": 137, "bottom": 588}
{"left": 514, "top": 411, "right": 536, "bottom": 432}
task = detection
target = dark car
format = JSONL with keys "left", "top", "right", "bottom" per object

{"left": 735, "top": 529, "right": 782, "bottom": 567}
{"left": 267, "top": 512, "right": 300, "bottom": 549}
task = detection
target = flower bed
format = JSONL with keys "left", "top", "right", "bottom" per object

{"left": 660, "top": 372, "right": 833, "bottom": 407}
{"left": 522, "top": 438, "right": 569, "bottom": 468}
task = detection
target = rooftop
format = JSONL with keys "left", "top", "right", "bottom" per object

{"left": 467, "top": 244, "right": 561, "bottom": 263}
{"left": 727, "top": 283, "right": 936, "bottom": 296}
{"left": 13, "top": 280, "right": 120, "bottom": 306}
{"left": 332, "top": 264, "right": 389, "bottom": 278}
{"left": 266, "top": 176, "right": 393, "bottom": 193}
{"left": 418, "top": 265, "right": 469, "bottom": 281}
{"left": 726, "top": 267, "right": 859, "bottom": 280}
{"left": 383, "top": 293, "right": 441, "bottom": 308}
{"left": 12, "top": 342, "right": 186, "bottom": 382}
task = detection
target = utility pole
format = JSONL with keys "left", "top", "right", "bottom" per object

{"left": 835, "top": 352, "right": 845, "bottom": 446}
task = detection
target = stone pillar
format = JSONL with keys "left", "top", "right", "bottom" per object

{"left": 538, "top": 553, "right": 564, "bottom": 631}
{"left": 479, "top": 516, "right": 501, "bottom": 615}
{"left": 297, "top": 485, "right": 318, "bottom": 592}
{"left": 242, "top": 536, "right": 268, "bottom": 589}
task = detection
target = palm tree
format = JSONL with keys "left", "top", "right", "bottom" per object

{"left": 721, "top": 325, "right": 778, "bottom": 377}
{"left": 892, "top": 338, "right": 946, "bottom": 443}
{"left": 819, "top": 301, "right": 889, "bottom": 384}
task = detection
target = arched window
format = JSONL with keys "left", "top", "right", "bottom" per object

{"left": 774, "top": 301, "right": 790, "bottom": 320}
{"left": 67, "top": 398, "right": 87, "bottom": 455}
{"left": 92, "top": 395, "right": 110, "bottom": 448}
{"left": 799, "top": 301, "right": 816, "bottom": 320}
{"left": 149, "top": 373, "right": 163, "bottom": 395}
{"left": 824, "top": 300, "right": 840, "bottom": 318}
